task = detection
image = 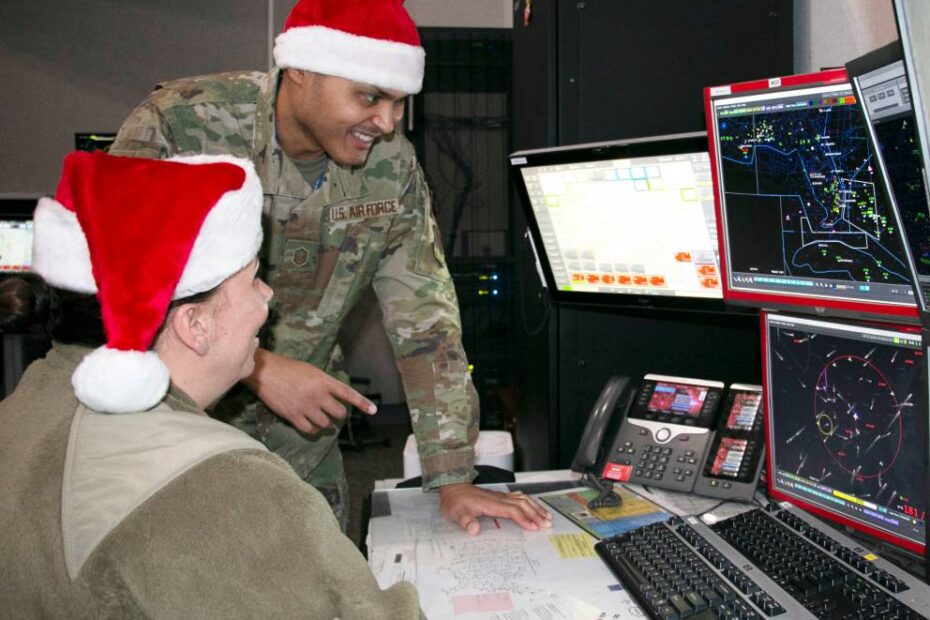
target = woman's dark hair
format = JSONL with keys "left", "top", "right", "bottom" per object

{"left": 0, "top": 275, "right": 46, "bottom": 334}
{"left": 0, "top": 274, "right": 222, "bottom": 347}
{"left": 0, "top": 274, "right": 105, "bottom": 346}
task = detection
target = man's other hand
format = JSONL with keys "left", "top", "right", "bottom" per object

{"left": 245, "top": 348, "right": 377, "bottom": 434}
{"left": 439, "top": 483, "right": 553, "bottom": 535}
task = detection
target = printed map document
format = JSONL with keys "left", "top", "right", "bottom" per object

{"left": 367, "top": 483, "right": 652, "bottom": 619}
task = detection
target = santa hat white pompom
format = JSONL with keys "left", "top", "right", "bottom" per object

{"left": 72, "top": 348, "right": 169, "bottom": 413}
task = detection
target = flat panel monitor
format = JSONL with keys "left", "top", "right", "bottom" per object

{"left": 510, "top": 132, "right": 724, "bottom": 310}
{"left": 893, "top": 1, "right": 930, "bottom": 242}
{"left": 763, "top": 312, "right": 926, "bottom": 555}
{"left": 0, "top": 201, "right": 35, "bottom": 274}
{"left": 848, "top": 43, "right": 930, "bottom": 322}
{"left": 706, "top": 70, "right": 918, "bottom": 321}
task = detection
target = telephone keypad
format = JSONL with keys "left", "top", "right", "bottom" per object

{"left": 606, "top": 430, "right": 710, "bottom": 491}
{"left": 633, "top": 441, "right": 700, "bottom": 489}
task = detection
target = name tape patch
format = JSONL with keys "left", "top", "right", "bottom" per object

{"left": 329, "top": 199, "right": 399, "bottom": 222}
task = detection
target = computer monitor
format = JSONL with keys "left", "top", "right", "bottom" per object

{"left": 74, "top": 133, "right": 116, "bottom": 153}
{"left": 848, "top": 43, "right": 930, "bottom": 321}
{"left": 0, "top": 200, "right": 35, "bottom": 274}
{"left": 510, "top": 132, "right": 724, "bottom": 310}
{"left": 763, "top": 312, "right": 926, "bottom": 555}
{"left": 893, "top": 2, "right": 930, "bottom": 231}
{"left": 706, "top": 70, "right": 918, "bottom": 321}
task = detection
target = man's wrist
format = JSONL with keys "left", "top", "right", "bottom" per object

{"left": 423, "top": 466, "right": 477, "bottom": 492}
{"left": 437, "top": 482, "right": 470, "bottom": 497}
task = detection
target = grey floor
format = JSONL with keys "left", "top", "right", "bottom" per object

{"left": 342, "top": 413, "right": 411, "bottom": 548}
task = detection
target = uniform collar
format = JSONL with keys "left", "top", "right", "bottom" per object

{"left": 254, "top": 67, "right": 281, "bottom": 187}
{"left": 50, "top": 343, "right": 203, "bottom": 415}
{"left": 255, "top": 67, "right": 369, "bottom": 203}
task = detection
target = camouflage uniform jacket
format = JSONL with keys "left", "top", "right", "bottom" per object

{"left": 110, "top": 69, "right": 479, "bottom": 489}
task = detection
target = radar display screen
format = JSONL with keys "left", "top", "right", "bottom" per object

{"left": 708, "top": 72, "right": 917, "bottom": 317}
{"left": 765, "top": 312, "right": 926, "bottom": 551}
{"left": 512, "top": 133, "right": 723, "bottom": 307}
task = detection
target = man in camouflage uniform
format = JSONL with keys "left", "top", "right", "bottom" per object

{"left": 109, "top": 0, "right": 551, "bottom": 535}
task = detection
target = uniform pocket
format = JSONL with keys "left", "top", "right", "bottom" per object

{"left": 412, "top": 218, "right": 451, "bottom": 284}
{"left": 316, "top": 221, "right": 383, "bottom": 319}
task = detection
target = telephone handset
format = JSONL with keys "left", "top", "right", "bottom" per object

{"left": 571, "top": 376, "right": 635, "bottom": 508}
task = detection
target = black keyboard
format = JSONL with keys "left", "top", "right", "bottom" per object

{"left": 595, "top": 507, "right": 930, "bottom": 620}
{"left": 597, "top": 517, "right": 778, "bottom": 619}
{"left": 711, "top": 508, "right": 921, "bottom": 619}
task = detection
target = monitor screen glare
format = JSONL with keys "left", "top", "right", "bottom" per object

{"left": 764, "top": 313, "right": 926, "bottom": 552}
{"left": 709, "top": 75, "right": 916, "bottom": 315}
{"left": 518, "top": 148, "right": 721, "bottom": 299}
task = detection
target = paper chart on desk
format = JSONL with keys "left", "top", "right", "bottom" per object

{"left": 368, "top": 488, "right": 646, "bottom": 619}
{"left": 413, "top": 524, "right": 640, "bottom": 619}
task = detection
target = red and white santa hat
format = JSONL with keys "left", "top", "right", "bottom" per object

{"left": 32, "top": 151, "right": 263, "bottom": 414}
{"left": 274, "top": 0, "right": 425, "bottom": 94}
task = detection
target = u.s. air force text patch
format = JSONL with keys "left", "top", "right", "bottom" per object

{"left": 329, "top": 199, "right": 400, "bottom": 222}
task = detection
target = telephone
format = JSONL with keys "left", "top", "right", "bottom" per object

{"left": 572, "top": 374, "right": 765, "bottom": 501}
{"left": 570, "top": 376, "right": 635, "bottom": 508}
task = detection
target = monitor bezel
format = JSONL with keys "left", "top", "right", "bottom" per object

{"left": 705, "top": 69, "right": 919, "bottom": 322}
{"left": 847, "top": 42, "right": 930, "bottom": 325}
{"left": 894, "top": 0, "right": 930, "bottom": 575}
{"left": 0, "top": 199, "right": 37, "bottom": 221}
{"left": 893, "top": 2, "right": 930, "bottom": 261}
{"left": 510, "top": 131, "right": 730, "bottom": 312}
{"left": 760, "top": 310, "right": 926, "bottom": 556}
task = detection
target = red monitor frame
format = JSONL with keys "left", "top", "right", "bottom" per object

{"left": 705, "top": 69, "right": 919, "bottom": 321}
{"left": 760, "top": 310, "right": 926, "bottom": 556}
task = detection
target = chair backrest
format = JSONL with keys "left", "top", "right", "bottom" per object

{"left": 1, "top": 333, "right": 51, "bottom": 399}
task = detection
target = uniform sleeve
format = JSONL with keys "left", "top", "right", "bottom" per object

{"left": 108, "top": 98, "right": 179, "bottom": 159}
{"left": 82, "top": 451, "right": 424, "bottom": 620}
{"left": 372, "top": 162, "right": 480, "bottom": 490}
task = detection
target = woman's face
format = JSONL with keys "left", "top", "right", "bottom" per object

{"left": 208, "top": 259, "right": 272, "bottom": 382}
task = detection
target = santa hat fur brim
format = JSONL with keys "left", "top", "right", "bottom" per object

{"left": 172, "top": 154, "right": 264, "bottom": 298}
{"left": 274, "top": 25, "right": 425, "bottom": 94}
{"left": 33, "top": 155, "right": 263, "bottom": 301}
{"left": 32, "top": 197, "right": 96, "bottom": 293}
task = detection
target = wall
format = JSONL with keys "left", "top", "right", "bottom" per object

{"left": 0, "top": 0, "right": 269, "bottom": 198}
{"left": 794, "top": 0, "right": 898, "bottom": 73}
{"left": 407, "top": 0, "right": 513, "bottom": 28}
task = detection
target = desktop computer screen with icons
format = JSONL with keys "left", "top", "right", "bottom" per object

{"left": 511, "top": 132, "right": 724, "bottom": 311}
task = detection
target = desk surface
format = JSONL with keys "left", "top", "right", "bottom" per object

{"left": 367, "top": 470, "right": 760, "bottom": 619}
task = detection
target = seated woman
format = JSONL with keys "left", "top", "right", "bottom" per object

{"left": 0, "top": 152, "right": 422, "bottom": 619}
